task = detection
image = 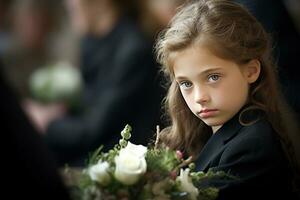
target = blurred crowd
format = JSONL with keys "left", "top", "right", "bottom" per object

{"left": 1, "top": 0, "right": 300, "bottom": 172}
{"left": 0, "top": 0, "right": 187, "bottom": 168}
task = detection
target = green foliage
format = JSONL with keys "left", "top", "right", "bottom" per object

{"left": 146, "top": 148, "right": 181, "bottom": 174}
{"left": 87, "top": 146, "right": 103, "bottom": 166}
{"left": 190, "top": 169, "right": 238, "bottom": 184}
{"left": 198, "top": 188, "right": 219, "bottom": 200}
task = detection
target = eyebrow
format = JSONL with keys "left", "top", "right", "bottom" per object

{"left": 175, "top": 67, "right": 223, "bottom": 80}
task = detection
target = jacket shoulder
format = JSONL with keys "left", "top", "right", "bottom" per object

{"left": 221, "top": 119, "right": 283, "bottom": 164}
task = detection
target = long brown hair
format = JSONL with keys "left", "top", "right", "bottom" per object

{"left": 155, "top": 0, "right": 300, "bottom": 185}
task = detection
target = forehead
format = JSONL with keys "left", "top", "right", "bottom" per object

{"left": 172, "top": 45, "right": 241, "bottom": 77}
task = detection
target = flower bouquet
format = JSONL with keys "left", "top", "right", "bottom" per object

{"left": 29, "top": 61, "right": 82, "bottom": 105}
{"left": 65, "top": 125, "right": 232, "bottom": 200}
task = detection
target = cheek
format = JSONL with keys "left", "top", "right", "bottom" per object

{"left": 181, "top": 93, "right": 195, "bottom": 111}
{"left": 217, "top": 80, "right": 249, "bottom": 107}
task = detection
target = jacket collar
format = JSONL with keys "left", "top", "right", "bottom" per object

{"left": 196, "top": 108, "right": 265, "bottom": 171}
{"left": 196, "top": 112, "right": 243, "bottom": 171}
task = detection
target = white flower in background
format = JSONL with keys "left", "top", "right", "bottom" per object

{"left": 50, "top": 62, "right": 82, "bottom": 97}
{"left": 177, "top": 168, "right": 199, "bottom": 200}
{"left": 30, "top": 61, "right": 82, "bottom": 102}
{"left": 114, "top": 142, "right": 147, "bottom": 185}
{"left": 89, "top": 161, "right": 111, "bottom": 186}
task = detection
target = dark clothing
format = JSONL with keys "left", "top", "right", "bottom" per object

{"left": 45, "top": 18, "right": 163, "bottom": 166}
{"left": 0, "top": 60, "right": 70, "bottom": 199}
{"left": 196, "top": 111, "right": 298, "bottom": 199}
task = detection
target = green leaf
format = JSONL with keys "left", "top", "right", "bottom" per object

{"left": 87, "top": 145, "right": 103, "bottom": 166}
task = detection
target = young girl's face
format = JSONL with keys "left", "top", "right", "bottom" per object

{"left": 172, "top": 45, "right": 260, "bottom": 133}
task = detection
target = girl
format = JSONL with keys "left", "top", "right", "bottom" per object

{"left": 155, "top": 0, "right": 300, "bottom": 199}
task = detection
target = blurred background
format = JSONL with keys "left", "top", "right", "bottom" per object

{"left": 1, "top": 0, "right": 299, "bottom": 94}
{"left": 1, "top": 0, "right": 300, "bottom": 168}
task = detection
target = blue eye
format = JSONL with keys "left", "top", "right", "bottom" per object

{"left": 179, "top": 81, "right": 193, "bottom": 90}
{"left": 208, "top": 74, "right": 220, "bottom": 82}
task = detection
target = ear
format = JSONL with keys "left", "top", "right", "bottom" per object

{"left": 243, "top": 59, "right": 261, "bottom": 83}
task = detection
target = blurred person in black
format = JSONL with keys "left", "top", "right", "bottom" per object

{"left": 1, "top": 0, "right": 64, "bottom": 99}
{"left": 233, "top": 0, "right": 300, "bottom": 121}
{"left": 0, "top": 0, "right": 13, "bottom": 55}
{"left": 0, "top": 59, "right": 70, "bottom": 199}
{"left": 138, "top": 0, "right": 186, "bottom": 41}
{"left": 24, "top": 0, "right": 163, "bottom": 166}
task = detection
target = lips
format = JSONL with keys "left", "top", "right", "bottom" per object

{"left": 197, "top": 109, "right": 218, "bottom": 118}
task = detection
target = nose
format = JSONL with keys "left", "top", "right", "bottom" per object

{"left": 194, "top": 86, "right": 210, "bottom": 104}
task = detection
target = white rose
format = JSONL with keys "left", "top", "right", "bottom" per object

{"left": 89, "top": 161, "right": 111, "bottom": 186}
{"left": 51, "top": 62, "right": 82, "bottom": 97}
{"left": 114, "top": 142, "right": 147, "bottom": 185}
{"left": 30, "top": 61, "right": 82, "bottom": 101}
{"left": 177, "top": 168, "right": 199, "bottom": 200}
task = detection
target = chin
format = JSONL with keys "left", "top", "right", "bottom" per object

{"left": 202, "top": 118, "right": 224, "bottom": 127}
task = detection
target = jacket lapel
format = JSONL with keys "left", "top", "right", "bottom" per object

{"left": 196, "top": 113, "right": 243, "bottom": 171}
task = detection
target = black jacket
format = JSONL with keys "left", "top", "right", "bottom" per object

{"left": 196, "top": 112, "right": 298, "bottom": 199}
